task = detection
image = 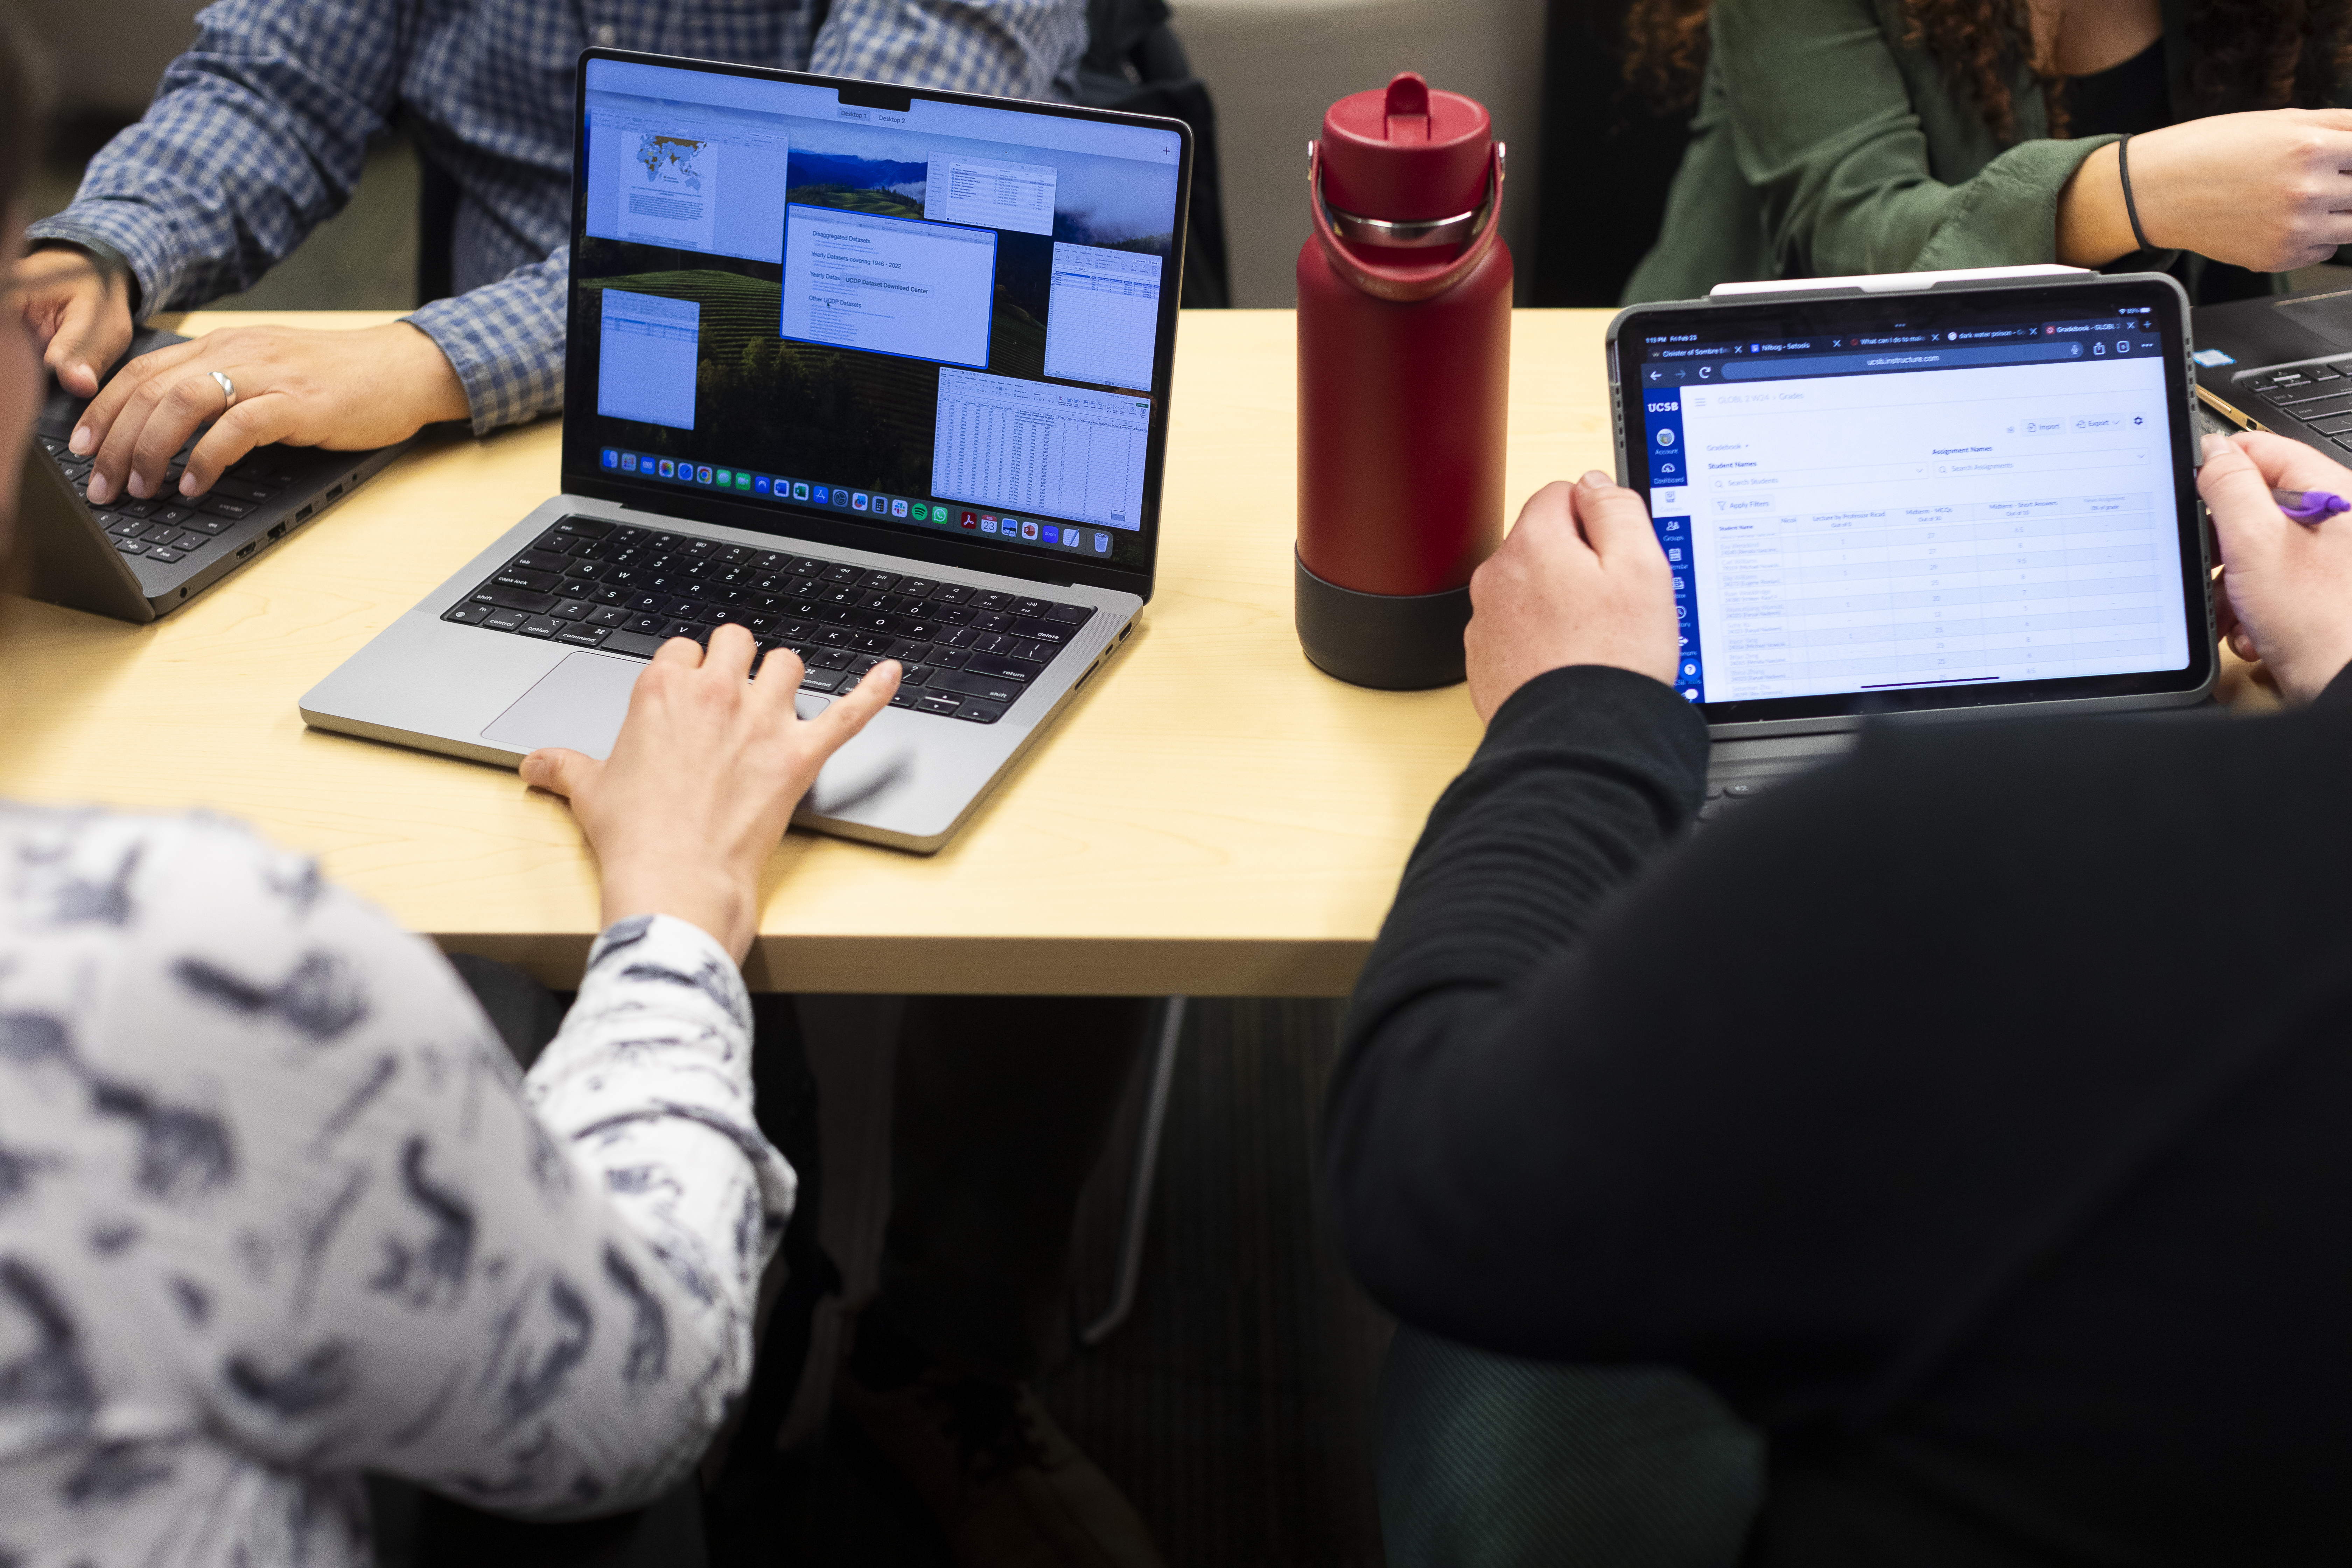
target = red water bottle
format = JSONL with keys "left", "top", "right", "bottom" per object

{"left": 1296, "top": 71, "right": 1510, "bottom": 690}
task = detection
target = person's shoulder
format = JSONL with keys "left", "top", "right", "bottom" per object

{"left": 0, "top": 803, "right": 316, "bottom": 932}
{"left": 0, "top": 802, "right": 490, "bottom": 1071}
{"left": 0, "top": 801, "right": 429, "bottom": 997}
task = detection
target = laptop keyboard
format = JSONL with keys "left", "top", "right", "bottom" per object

{"left": 442, "top": 516, "right": 1099, "bottom": 724}
{"left": 39, "top": 429, "right": 298, "bottom": 567}
{"left": 2234, "top": 360, "right": 2352, "bottom": 449}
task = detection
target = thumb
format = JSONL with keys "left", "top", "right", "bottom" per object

{"left": 1572, "top": 470, "right": 1665, "bottom": 566}
{"left": 45, "top": 290, "right": 130, "bottom": 401}
{"left": 520, "top": 746, "right": 599, "bottom": 799}
{"left": 2196, "top": 433, "right": 2287, "bottom": 572}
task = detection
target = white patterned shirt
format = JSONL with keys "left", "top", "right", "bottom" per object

{"left": 0, "top": 804, "right": 791, "bottom": 1567}
{"left": 26, "top": 0, "right": 1088, "bottom": 433}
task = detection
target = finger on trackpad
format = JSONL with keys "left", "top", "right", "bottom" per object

{"left": 481, "top": 651, "right": 833, "bottom": 758}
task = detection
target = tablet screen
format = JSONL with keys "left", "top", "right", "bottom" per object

{"left": 1616, "top": 278, "right": 2210, "bottom": 722}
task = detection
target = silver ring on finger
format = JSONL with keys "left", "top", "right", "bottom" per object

{"left": 209, "top": 370, "right": 234, "bottom": 411}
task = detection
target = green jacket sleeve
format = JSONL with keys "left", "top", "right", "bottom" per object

{"left": 1714, "top": 0, "right": 2116, "bottom": 277}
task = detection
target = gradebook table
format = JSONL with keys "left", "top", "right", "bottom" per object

{"left": 0, "top": 307, "right": 2195, "bottom": 994}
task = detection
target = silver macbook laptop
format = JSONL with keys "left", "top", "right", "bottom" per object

{"left": 1609, "top": 270, "right": 2217, "bottom": 824}
{"left": 301, "top": 51, "right": 1191, "bottom": 852}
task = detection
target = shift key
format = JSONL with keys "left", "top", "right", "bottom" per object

{"left": 2290, "top": 392, "right": 2352, "bottom": 421}
{"left": 933, "top": 667, "right": 1023, "bottom": 705}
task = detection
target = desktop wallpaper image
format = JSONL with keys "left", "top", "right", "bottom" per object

{"left": 575, "top": 246, "right": 935, "bottom": 497}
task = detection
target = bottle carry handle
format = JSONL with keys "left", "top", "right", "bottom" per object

{"left": 1307, "top": 140, "right": 1506, "bottom": 303}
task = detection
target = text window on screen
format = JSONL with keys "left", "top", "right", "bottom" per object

{"left": 583, "top": 105, "right": 790, "bottom": 262}
{"left": 1653, "top": 355, "right": 2186, "bottom": 702}
{"left": 931, "top": 369, "right": 1150, "bottom": 528}
{"left": 597, "top": 288, "right": 700, "bottom": 430}
{"left": 1043, "top": 243, "right": 1161, "bottom": 391}
{"left": 780, "top": 205, "right": 996, "bottom": 368}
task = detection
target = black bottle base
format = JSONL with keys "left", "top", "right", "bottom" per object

{"left": 1294, "top": 552, "right": 1471, "bottom": 691}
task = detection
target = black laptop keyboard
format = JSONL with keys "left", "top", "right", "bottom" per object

{"left": 39, "top": 429, "right": 296, "bottom": 566}
{"left": 2233, "top": 360, "right": 2352, "bottom": 450}
{"left": 443, "top": 516, "right": 1098, "bottom": 724}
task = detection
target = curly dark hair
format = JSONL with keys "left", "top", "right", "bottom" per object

{"left": 1623, "top": 0, "right": 2352, "bottom": 141}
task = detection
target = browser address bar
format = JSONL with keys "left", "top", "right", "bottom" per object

{"left": 1718, "top": 340, "right": 2091, "bottom": 380}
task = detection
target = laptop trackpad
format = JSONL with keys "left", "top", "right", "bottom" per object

{"left": 481, "top": 651, "right": 831, "bottom": 757}
{"left": 2274, "top": 288, "right": 2352, "bottom": 351}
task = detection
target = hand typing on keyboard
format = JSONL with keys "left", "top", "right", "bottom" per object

{"left": 518, "top": 624, "right": 899, "bottom": 961}
{"left": 66, "top": 322, "right": 468, "bottom": 506}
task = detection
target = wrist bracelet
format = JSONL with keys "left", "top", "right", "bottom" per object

{"left": 2118, "top": 133, "right": 2154, "bottom": 254}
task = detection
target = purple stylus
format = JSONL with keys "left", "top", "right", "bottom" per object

{"left": 2274, "top": 488, "right": 2351, "bottom": 524}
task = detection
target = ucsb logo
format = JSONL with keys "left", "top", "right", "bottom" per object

{"left": 1645, "top": 399, "right": 1678, "bottom": 415}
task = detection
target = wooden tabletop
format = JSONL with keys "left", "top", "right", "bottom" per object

{"left": 0, "top": 308, "right": 1634, "bottom": 994}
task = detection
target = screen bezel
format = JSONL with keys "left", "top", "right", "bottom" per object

{"left": 1608, "top": 273, "right": 2214, "bottom": 732}
{"left": 561, "top": 48, "right": 1192, "bottom": 603}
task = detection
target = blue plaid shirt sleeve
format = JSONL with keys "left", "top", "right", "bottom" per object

{"left": 812, "top": 0, "right": 1089, "bottom": 99}
{"left": 25, "top": 0, "right": 399, "bottom": 320}
{"left": 405, "top": 248, "right": 572, "bottom": 436}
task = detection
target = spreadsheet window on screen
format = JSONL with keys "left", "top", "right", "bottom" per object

{"left": 1643, "top": 334, "right": 2189, "bottom": 705}
{"left": 1043, "top": 244, "right": 1162, "bottom": 392}
{"left": 932, "top": 370, "right": 1150, "bottom": 527}
{"left": 597, "top": 289, "right": 700, "bottom": 430}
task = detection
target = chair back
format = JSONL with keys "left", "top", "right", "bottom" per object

{"left": 1077, "top": 0, "right": 1234, "bottom": 308}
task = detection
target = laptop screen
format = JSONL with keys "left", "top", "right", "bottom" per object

{"left": 1616, "top": 276, "right": 2211, "bottom": 723}
{"left": 565, "top": 55, "right": 1186, "bottom": 579}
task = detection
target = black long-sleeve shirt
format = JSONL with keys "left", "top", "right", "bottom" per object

{"left": 1323, "top": 665, "right": 2352, "bottom": 1565}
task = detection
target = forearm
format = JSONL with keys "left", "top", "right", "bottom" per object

{"left": 1764, "top": 125, "right": 2122, "bottom": 277}
{"left": 2056, "top": 140, "right": 2140, "bottom": 268}
{"left": 523, "top": 914, "right": 794, "bottom": 1307}
{"left": 1322, "top": 667, "right": 1707, "bottom": 1342}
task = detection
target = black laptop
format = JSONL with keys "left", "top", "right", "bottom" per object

{"left": 2190, "top": 285, "right": 2352, "bottom": 457}
{"left": 19, "top": 327, "right": 409, "bottom": 622}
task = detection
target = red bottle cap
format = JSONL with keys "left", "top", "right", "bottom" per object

{"left": 1318, "top": 72, "right": 1491, "bottom": 223}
